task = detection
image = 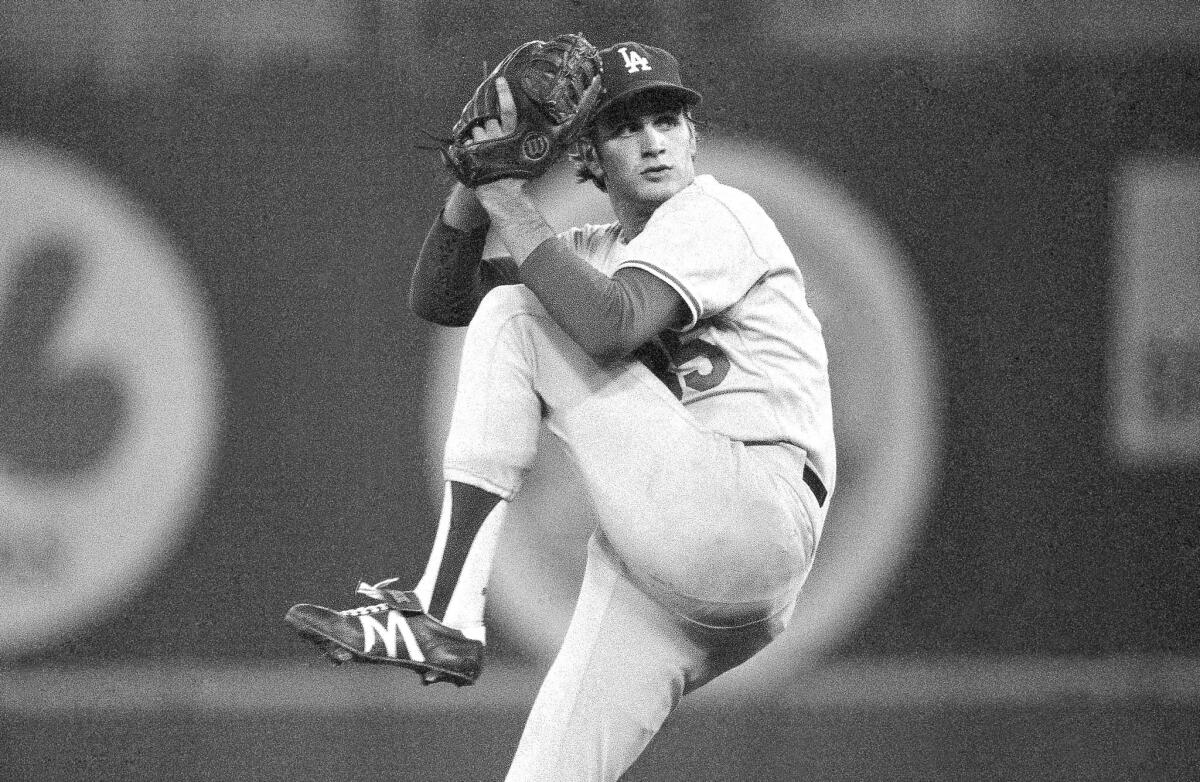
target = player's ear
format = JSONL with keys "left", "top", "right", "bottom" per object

{"left": 579, "top": 139, "right": 604, "bottom": 178}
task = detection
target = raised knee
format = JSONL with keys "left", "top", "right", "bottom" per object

{"left": 475, "top": 284, "right": 542, "bottom": 321}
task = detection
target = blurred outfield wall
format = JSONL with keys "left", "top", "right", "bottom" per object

{"left": 1, "top": 1, "right": 1199, "bottom": 779}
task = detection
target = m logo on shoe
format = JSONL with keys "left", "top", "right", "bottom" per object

{"left": 0, "top": 140, "right": 220, "bottom": 657}
{"left": 359, "top": 611, "right": 426, "bottom": 661}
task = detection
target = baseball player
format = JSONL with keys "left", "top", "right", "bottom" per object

{"left": 287, "top": 38, "right": 835, "bottom": 781}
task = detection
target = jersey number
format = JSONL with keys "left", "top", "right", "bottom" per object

{"left": 659, "top": 333, "right": 731, "bottom": 399}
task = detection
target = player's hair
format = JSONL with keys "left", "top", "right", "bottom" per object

{"left": 569, "top": 91, "right": 699, "bottom": 192}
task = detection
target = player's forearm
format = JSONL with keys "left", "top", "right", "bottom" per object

{"left": 408, "top": 212, "right": 491, "bottom": 326}
{"left": 519, "top": 238, "right": 630, "bottom": 361}
{"left": 519, "top": 238, "right": 686, "bottom": 363}
{"left": 442, "top": 184, "right": 490, "bottom": 231}
{"left": 465, "top": 182, "right": 685, "bottom": 359}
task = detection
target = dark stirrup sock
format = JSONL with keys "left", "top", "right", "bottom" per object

{"left": 426, "top": 481, "right": 502, "bottom": 619}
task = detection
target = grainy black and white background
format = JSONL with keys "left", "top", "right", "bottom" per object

{"left": 1, "top": 2, "right": 1198, "bottom": 780}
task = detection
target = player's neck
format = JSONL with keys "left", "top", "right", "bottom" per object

{"left": 610, "top": 176, "right": 696, "bottom": 242}
{"left": 612, "top": 199, "right": 659, "bottom": 243}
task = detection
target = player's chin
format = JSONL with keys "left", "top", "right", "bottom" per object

{"left": 629, "top": 176, "right": 687, "bottom": 206}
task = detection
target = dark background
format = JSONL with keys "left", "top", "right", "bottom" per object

{"left": 1, "top": 1, "right": 1198, "bottom": 779}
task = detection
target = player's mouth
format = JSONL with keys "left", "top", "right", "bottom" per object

{"left": 641, "top": 164, "right": 672, "bottom": 176}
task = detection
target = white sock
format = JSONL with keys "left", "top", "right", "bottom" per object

{"left": 441, "top": 503, "right": 505, "bottom": 644}
{"left": 413, "top": 483, "right": 453, "bottom": 612}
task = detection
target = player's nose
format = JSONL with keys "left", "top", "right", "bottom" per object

{"left": 639, "top": 125, "right": 668, "bottom": 154}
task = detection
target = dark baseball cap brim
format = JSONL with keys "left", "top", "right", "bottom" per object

{"left": 594, "top": 82, "right": 703, "bottom": 117}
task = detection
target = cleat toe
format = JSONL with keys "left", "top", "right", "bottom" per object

{"left": 328, "top": 647, "right": 354, "bottom": 664}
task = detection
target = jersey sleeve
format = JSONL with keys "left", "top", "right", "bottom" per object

{"left": 618, "top": 188, "right": 769, "bottom": 329}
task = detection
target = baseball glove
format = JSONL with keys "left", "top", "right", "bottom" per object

{"left": 440, "top": 34, "right": 602, "bottom": 188}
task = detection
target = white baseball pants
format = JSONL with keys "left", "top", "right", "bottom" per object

{"left": 441, "top": 285, "right": 825, "bottom": 781}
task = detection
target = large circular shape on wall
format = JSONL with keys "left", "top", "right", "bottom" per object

{"left": 423, "top": 135, "right": 939, "bottom": 700}
{"left": 0, "top": 140, "right": 221, "bottom": 656}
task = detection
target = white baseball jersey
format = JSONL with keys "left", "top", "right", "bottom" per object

{"left": 560, "top": 174, "right": 836, "bottom": 491}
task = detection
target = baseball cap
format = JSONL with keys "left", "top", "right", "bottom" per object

{"left": 594, "top": 42, "right": 703, "bottom": 117}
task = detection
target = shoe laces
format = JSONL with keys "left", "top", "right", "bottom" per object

{"left": 335, "top": 577, "right": 423, "bottom": 617}
{"left": 330, "top": 578, "right": 401, "bottom": 617}
{"left": 355, "top": 577, "right": 401, "bottom": 602}
{"left": 337, "top": 602, "right": 391, "bottom": 617}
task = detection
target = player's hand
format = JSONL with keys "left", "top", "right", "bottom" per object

{"left": 466, "top": 79, "right": 545, "bottom": 253}
{"left": 467, "top": 76, "right": 518, "bottom": 144}
{"left": 470, "top": 76, "right": 528, "bottom": 204}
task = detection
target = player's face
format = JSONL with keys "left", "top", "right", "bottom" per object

{"left": 591, "top": 96, "right": 697, "bottom": 210}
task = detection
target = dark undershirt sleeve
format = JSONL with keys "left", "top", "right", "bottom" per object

{"left": 518, "top": 236, "right": 689, "bottom": 363}
{"left": 408, "top": 213, "right": 519, "bottom": 326}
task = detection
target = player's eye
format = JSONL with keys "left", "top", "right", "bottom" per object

{"left": 654, "top": 113, "right": 680, "bottom": 130}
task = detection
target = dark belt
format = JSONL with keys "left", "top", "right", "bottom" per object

{"left": 803, "top": 464, "right": 827, "bottom": 508}
{"left": 744, "top": 441, "right": 827, "bottom": 508}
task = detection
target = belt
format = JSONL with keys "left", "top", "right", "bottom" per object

{"left": 803, "top": 464, "right": 828, "bottom": 508}
{"left": 744, "top": 441, "right": 827, "bottom": 508}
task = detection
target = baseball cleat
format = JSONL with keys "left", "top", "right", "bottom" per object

{"left": 317, "top": 639, "right": 355, "bottom": 665}
{"left": 284, "top": 579, "right": 484, "bottom": 686}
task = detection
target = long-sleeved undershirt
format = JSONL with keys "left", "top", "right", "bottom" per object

{"left": 410, "top": 214, "right": 688, "bottom": 364}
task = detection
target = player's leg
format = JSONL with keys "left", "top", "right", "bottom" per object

{"left": 417, "top": 481, "right": 504, "bottom": 640}
{"left": 284, "top": 280, "right": 545, "bottom": 681}
{"left": 287, "top": 282, "right": 814, "bottom": 684}
{"left": 444, "top": 285, "right": 820, "bottom": 629}
{"left": 284, "top": 472, "right": 507, "bottom": 683}
{"left": 505, "top": 532, "right": 782, "bottom": 782}
{"left": 562, "top": 419, "right": 821, "bottom": 628}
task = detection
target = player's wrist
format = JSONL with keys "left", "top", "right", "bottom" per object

{"left": 476, "top": 186, "right": 554, "bottom": 265}
{"left": 443, "top": 184, "right": 490, "bottom": 231}
{"left": 473, "top": 177, "right": 527, "bottom": 210}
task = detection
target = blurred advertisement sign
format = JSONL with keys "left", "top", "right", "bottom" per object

{"left": 1112, "top": 159, "right": 1200, "bottom": 465}
{"left": 0, "top": 140, "right": 220, "bottom": 656}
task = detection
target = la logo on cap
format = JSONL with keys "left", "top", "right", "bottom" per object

{"left": 618, "top": 45, "right": 652, "bottom": 74}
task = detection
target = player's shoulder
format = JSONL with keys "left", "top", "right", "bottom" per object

{"left": 689, "top": 174, "right": 757, "bottom": 206}
{"left": 699, "top": 175, "right": 777, "bottom": 222}
{"left": 663, "top": 176, "right": 768, "bottom": 226}
{"left": 666, "top": 175, "right": 787, "bottom": 259}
